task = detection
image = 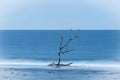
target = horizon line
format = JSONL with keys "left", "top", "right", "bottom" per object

{"left": 0, "top": 29, "right": 120, "bottom": 30}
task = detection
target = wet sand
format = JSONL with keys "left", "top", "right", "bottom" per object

{"left": 0, "top": 65, "right": 120, "bottom": 80}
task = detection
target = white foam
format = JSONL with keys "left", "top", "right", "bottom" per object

{"left": 71, "top": 61, "right": 120, "bottom": 70}
{"left": 0, "top": 60, "right": 120, "bottom": 70}
{"left": 0, "top": 60, "right": 49, "bottom": 66}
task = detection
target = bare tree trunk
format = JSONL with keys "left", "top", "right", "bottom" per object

{"left": 57, "top": 52, "right": 61, "bottom": 65}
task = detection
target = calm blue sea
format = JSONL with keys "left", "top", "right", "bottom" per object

{"left": 0, "top": 30, "right": 120, "bottom": 62}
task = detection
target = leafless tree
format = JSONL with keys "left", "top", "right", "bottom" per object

{"left": 57, "top": 30, "right": 79, "bottom": 65}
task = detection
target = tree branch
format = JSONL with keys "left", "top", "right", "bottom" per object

{"left": 59, "top": 35, "right": 63, "bottom": 49}
{"left": 61, "top": 30, "right": 79, "bottom": 49}
{"left": 61, "top": 38, "right": 72, "bottom": 49}
{"left": 61, "top": 49, "right": 76, "bottom": 54}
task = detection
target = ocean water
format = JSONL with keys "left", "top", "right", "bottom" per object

{"left": 0, "top": 30, "right": 120, "bottom": 80}
{"left": 0, "top": 30, "right": 120, "bottom": 63}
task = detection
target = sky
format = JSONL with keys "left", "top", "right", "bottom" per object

{"left": 0, "top": 0, "right": 120, "bottom": 30}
